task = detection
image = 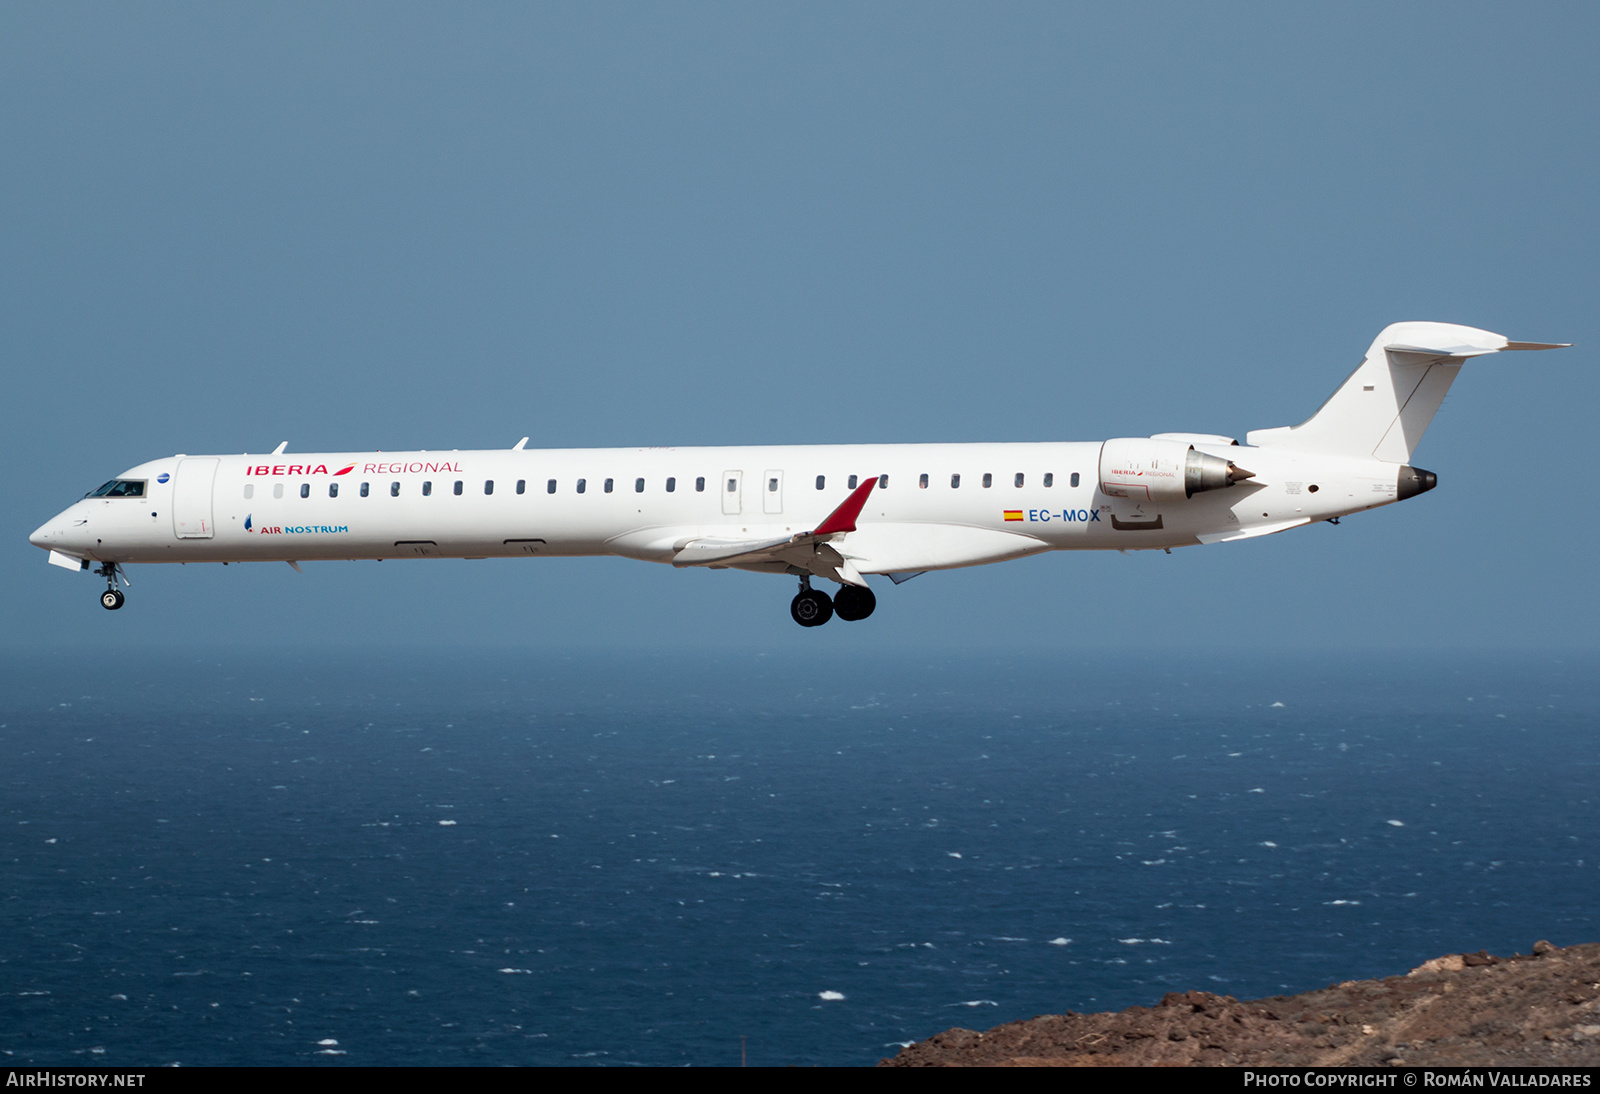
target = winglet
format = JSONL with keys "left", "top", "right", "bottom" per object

{"left": 811, "top": 477, "right": 877, "bottom": 536}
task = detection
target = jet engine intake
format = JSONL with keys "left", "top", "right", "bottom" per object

{"left": 1099, "top": 438, "right": 1254, "bottom": 503}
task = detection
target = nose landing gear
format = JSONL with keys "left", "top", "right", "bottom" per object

{"left": 95, "top": 562, "right": 128, "bottom": 610}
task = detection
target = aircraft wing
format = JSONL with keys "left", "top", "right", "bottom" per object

{"left": 672, "top": 477, "right": 877, "bottom": 585}
{"left": 671, "top": 535, "right": 794, "bottom": 567}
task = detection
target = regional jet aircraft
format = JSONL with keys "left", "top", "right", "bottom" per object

{"left": 29, "top": 322, "right": 1566, "bottom": 626}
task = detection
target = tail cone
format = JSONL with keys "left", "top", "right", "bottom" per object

{"left": 1397, "top": 466, "right": 1437, "bottom": 500}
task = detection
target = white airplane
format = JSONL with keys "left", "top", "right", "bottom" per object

{"left": 30, "top": 322, "right": 1566, "bottom": 626}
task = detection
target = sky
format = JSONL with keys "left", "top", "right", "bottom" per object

{"left": 3, "top": 3, "right": 1596, "bottom": 655}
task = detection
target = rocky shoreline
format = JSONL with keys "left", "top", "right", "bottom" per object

{"left": 880, "top": 942, "right": 1600, "bottom": 1067}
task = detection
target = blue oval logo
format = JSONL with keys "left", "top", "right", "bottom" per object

{"left": 157, "top": 472, "right": 170, "bottom": 484}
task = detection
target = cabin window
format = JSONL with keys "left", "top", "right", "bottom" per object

{"left": 484, "top": 480, "right": 493, "bottom": 495}
{"left": 516, "top": 479, "right": 525, "bottom": 495}
{"left": 816, "top": 475, "right": 825, "bottom": 490}
{"left": 422, "top": 481, "right": 433, "bottom": 496}
{"left": 727, "top": 477, "right": 737, "bottom": 493}
{"left": 1070, "top": 472, "right": 1080, "bottom": 488}
{"left": 360, "top": 482, "right": 370, "bottom": 497}
{"left": 273, "top": 483, "right": 284, "bottom": 499}
{"left": 576, "top": 478, "right": 587, "bottom": 494}
{"left": 666, "top": 477, "right": 676, "bottom": 492}
{"left": 635, "top": 477, "right": 645, "bottom": 493}
{"left": 848, "top": 475, "right": 857, "bottom": 489}
{"left": 1014, "top": 473, "right": 1025, "bottom": 488}
{"left": 919, "top": 473, "right": 929, "bottom": 489}
{"left": 878, "top": 474, "right": 889, "bottom": 489}
{"left": 951, "top": 473, "right": 960, "bottom": 488}
{"left": 300, "top": 483, "right": 310, "bottom": 499}
{"left": 243, "top": 484, "right": 254, "bottom": 500}
{"left": 695, "top": 476, "right": 705, "bottom": 492}
{"left": 982, "top": 473, "right": 992, "bottom": 488}
{"left": 604, "top": 478, "right": 614, "bottom": 493}
{"left": 329, "top": 483, "right": 338, "bottom": 498}
{"left": 1043, "top": 473, "right": 1053, "bottom": 487}
{"left": 547, "top": 479, "right": 556, "bottom": 494}
{"left": 768, "top": 477, "right": 778, "bottom": 492}
{"left": 390, "top": 482, "right": 400, "bottom": 497}
{"left": 453, "top": 481, "right": 463, "bottom": 496}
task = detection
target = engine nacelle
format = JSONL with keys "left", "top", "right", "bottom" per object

{"left": 1099, "top": 438, "right": 1253, "bottom": 503}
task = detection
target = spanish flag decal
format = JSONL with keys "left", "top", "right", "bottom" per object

{"left": 1003, "top": 510, "right": 1024, "bottom": 522}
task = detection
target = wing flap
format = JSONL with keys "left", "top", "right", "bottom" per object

{"left": 671, "top": 535, "right": 791, "bottom": 567}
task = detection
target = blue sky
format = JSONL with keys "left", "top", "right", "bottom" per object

{"left": 4, "top": 3, "right": 1595, "bottom": 654}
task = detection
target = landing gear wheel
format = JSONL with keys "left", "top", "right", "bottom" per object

{"left": 100, "top": 589, "right": 125, "bottom": 611}
{"left": 833, "top": 584, "right": 876, "bottom": 622}
{"left": 790, "top": 588, "right": 834, "bottom": 627}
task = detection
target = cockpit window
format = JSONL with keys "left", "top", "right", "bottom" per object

{"left": 86, "top": 479, "right": 146, "bottom": 498}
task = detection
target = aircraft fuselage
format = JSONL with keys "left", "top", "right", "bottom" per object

{"left": 28, "top": 321, "right": 1566, "bottom": 623}
{"left": 31, "top": 439, "right": 1408, "bottom": 568}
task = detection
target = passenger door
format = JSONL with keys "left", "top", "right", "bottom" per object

{"left": 172, "top": 458, "right": 218, "bottom": 539}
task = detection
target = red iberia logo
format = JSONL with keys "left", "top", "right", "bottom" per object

{"left": 1003, "top": 510, "right": 1024, "bottom": 522}
{"left": 247, "top": 463, "right": 357, "bottom": 477}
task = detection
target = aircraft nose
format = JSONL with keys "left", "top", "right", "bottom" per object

{"left": 30, "top": 507, "right": 78, "bottom": 550}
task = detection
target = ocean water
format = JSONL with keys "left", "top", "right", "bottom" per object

{"left": 0, "top": 650, "right": 1594, "bottom": 1066}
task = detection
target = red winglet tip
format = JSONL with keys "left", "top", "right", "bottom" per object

{"left": 812, "top": 476, "right": 877, "bottom": 536}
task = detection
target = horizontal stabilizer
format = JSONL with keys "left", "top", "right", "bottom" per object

{"left": 1384, "top": 332, "right": 1571, "bottom": 357}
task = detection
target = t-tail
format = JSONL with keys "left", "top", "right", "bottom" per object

{"left": 1245, "top": 322, "right": 1569, "bottom": 468}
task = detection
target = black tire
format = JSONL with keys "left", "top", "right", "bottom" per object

{"left": 789, "top": 589, "right": 833, "bottom": 627}
{"left": 833, "top": 584, "right": 876, "bottom": 621}
{"left": 101, "top": 589, "right": 124, "bottom": 611}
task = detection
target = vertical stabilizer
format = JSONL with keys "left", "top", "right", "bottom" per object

{"left": 1244, "top": 322, "right": 1567, "bottom": 462}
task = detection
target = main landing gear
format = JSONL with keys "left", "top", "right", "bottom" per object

{"left": 833, "top": 583, "right": 876, "bottom": 622}
{"left": 96, "top": 562, "right": 127, "bottom": 610}
{"left": 789, "top": 576, "right": 876, "bottom": 628}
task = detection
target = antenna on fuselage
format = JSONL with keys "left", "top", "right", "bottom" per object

{"left": 272, "top": 441, "right": 288, "bottom": 455}
{"left": 512, "top": 437, "right": 528, "bottom": 451}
